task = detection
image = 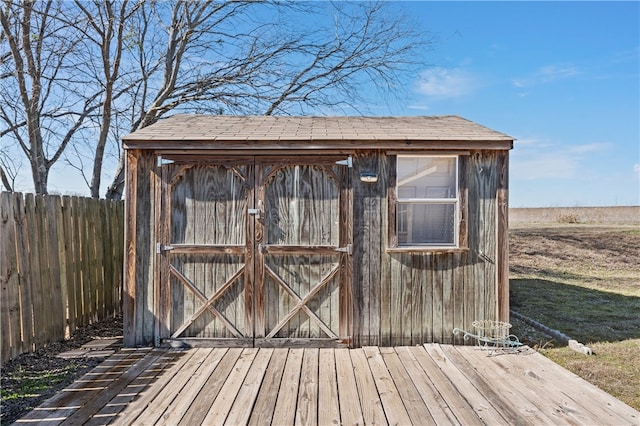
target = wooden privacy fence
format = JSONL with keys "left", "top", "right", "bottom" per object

{"left": 1, "top": 192, "right": 124, "bottom": 363}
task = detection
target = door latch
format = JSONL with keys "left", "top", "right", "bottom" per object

{"left": 247, "top": 208, "right": 261, "bottom": 219}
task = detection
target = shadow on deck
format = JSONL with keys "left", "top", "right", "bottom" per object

{"left": 14, "top": 345, "right": 639, "bottom": 425}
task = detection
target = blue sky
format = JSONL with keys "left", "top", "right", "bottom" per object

{"left": 389, "top": 1, "right": 640, "bottom": 207}
{"left": 24, "top": 1, "right": 640, "bottom": 206}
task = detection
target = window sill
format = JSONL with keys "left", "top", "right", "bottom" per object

{"left": 386, "top": 246, "right": 469, "bottom": 254}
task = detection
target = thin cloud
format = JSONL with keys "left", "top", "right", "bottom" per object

{"left": 569, "top": 142, "right": 610, "bottom": 154}
{"left": 512, "top": 139, "right": 608, "bottom": 181}
{"left": 512, "top": 64, "right": 580, "bottom": 88}
{"left": 415, "top": 67, "right": 476, "bottom": 99}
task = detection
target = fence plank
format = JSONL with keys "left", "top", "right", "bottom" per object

{"left": 1, "top": 192, "right": 124, "bottom": 363}
{"left": 14, "top": 193, "right": 34, "bottom": 355}
{"left": 1, "top": 193, "right": 20, "bottom": 360}
{"left": 71, "top": 196, "right": 86, "bottom": 327}
{"left": 62, "top": 196, "right": 78, "bottom": 334}
{"left": 45, "top": 195, "right": 65, "bottom": 343}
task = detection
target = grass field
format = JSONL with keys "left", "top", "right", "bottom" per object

{"left": 509, "top": 224, "right": 640, "bottom": 410}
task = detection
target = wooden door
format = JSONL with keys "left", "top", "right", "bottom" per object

{"left": 158, "top": 155, "right": 352, "bottom": 347}
{"left": 157, "top": 157, "right": 254, "bottom": 347}
{"left": 255, "top": 158, "right": 352, "bottom": 347}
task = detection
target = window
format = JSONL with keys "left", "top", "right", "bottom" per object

{"left": 393, "top": 155, "right": 461, "bottom": 248}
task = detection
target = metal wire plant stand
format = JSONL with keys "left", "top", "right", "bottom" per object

{"left": 453, "top": 320, "right": 523, "bottom": 355}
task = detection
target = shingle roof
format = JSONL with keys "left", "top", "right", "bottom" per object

{"left": 123, "top": 115, "right": 513, "bottom": 150}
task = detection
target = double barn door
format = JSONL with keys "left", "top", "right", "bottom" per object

{"left": 156, "top": 156, "right": 352, "bottom": 347}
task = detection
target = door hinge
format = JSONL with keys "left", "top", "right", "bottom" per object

{"left": 156, "top": 243, "right": 175, "bottom": 254}
{"left": 335, "top": 244, "right": 352, "bottom": 255}
{"left": 157, "top": 156, "right": 175, "bottom": 167}
{"left": 335, "top": 156, "right": 353, "bottom": 168}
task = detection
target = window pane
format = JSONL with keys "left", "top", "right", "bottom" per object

{"left": 398, "top": 203, "right": 456, "bottom": 245}
{"left": 397, "top": 156, "right": 456, "bottom": 199}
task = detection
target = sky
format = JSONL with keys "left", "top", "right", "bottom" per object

{"left": 11, "top": 1, "right": 640, "bottom": 207}
{"left": 389, "top": 1, "right": 640, "bottom": 207}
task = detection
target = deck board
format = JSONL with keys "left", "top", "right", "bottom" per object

{"left": 14, "top": 345, "right": 639, "bottom": 426}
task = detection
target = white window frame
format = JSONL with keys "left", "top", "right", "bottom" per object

{"left": 391, "top": 154, "right": 463, "bottom": 250}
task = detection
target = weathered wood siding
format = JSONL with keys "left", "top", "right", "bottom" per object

{"left": 124, "top": 149, "right": 157, "bottom": 346}
{"left": 352, "top": 150, "right": 509, "bottom": 347}
{"left": 124, "top": 149, "right": 509, "bottom": 347}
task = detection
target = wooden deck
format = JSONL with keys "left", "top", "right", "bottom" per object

{"left": 15, "top": 345, "right": 639, "bottom": 425}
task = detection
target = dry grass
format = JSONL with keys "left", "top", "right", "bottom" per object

{"left": 509, "top": 224, "right": 640, "bottom": 410}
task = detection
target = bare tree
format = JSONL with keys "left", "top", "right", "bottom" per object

{"left": 2, "top": 0, "right": 431, "bottom": 198}
{"left": 0, "top": 0, "right": 103, "bottom": 194}
{"left": 0, "top": 156, "right": 19, "bottom": 191}
{"left": 70, "top": 0, "right": 142, "bottom": 198}
{"left": 104, "top": 1, "right": 432, "bottom": 199}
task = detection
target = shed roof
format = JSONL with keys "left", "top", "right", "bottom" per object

{"left": 123, "top": 114, "right": 513, "bottom": 150}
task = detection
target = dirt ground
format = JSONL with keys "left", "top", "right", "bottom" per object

{"left": 509, "top": 224, "right": 640, "bottom": 296}
{"left": 0, "top": 316, "right": 123, "bottom": 425}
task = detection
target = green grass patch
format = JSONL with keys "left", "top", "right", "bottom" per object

{"left": 0, "top": 364, "right": 81, "bottom": 403}
{"left": 510, "top": 278, "right": 640, "bottom": 343}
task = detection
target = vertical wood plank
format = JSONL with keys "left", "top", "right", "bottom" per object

{"left": 334, "top": 348, "right": 364, "bottom": 425}
{"left": 452, "top": 253, "right": 467, "bottom": 345}
{"left": 254, "top": 164, "right": 266, "bottom": 339}
{"left": 80, "top": 194, "right": 93, "bottom": 325}
{"left": 72, "top": 196, "right": 86, "bottom": 327}
{"left": 295, "top": 348, "right": 319, "bottom": 426}
{"left": 101, "top": 200, "right": 113, "bottom": 317}
{"left": 136, "top": 151, "right": 156, "bottom": 344}
{"left": 1, "top": 192, "right": 20, "bottom": 361}
{"left": 422, "top": 254, "right": 433, "bottom": 343}
{"left": 248, "top": 348, "right": 288, "bottom": 426}
{"left": 50, "top": 196, "right": 69, "bottom": 338}
{"left": 272, "top": 348, "right": 304, "bottom": 425}
{"left": 14, "top": 193, "right": 34, "bottom": 355}
{"left": 363, "top": 346, "right": 412, "bottom": 425}
{"left": 93, "top": 198, "right": 106, "bottom": 321}
{"left": 411, "top": 255, "right": 424, "bottom": 345}
{"left": 340, "top": 162, "right": 354, "bottom": 343}
{"left": 123, "top": 150, "right": 139, "bottom": 347}
{"left": 349, "top": 348, "right": 387, "bottom": 425}
{"left": 352, "top": 154, "right": 366, "bottom": 346}
{"left": 203, "top": 348, "right": 260, "bottom": 425}
{"left": 497, "top": 151, "right": 510, "bottom": 322}
{"left": 380, "top": 157, "right": 393, "bottom": 346}
{"left": 26, "top": 194, "right": 45, "bottom": 348}
{"left": 62, "top": 196, "right": 77, "bottom": 335}
{"left": 225, "top": 348, "right": 273, "bottom": 426}
{"left": 245, "top": 162, "right": 255, "bottom": 339}
{"left": 401, "top": 254, "right": 414, "bottom": 346}
{"left": 317, "top": 348, "right": 340, "bottom": 425}
{"left": 442, "top": 253, "right": 454, "bottom": 344}
{"left": 380, "top": 347, "right": 436, "bottom": 425}
{"left": 369, "top": 151, "right": 384, "bottom": 347}
{"left": 432, "top": 254, "right": 444, "bottom": 343}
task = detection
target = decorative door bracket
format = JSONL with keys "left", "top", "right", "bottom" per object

{"left": 334, "top": 244, "right": 352, "bottom": 255}
{"left": 335, "top": 156, "right": 353, "bottom": 168}
{"left": 157, "top": 156, "right": 175, "bottom": 167}
{"left": 156, "top": 243, "right": 175, "bottom": 254}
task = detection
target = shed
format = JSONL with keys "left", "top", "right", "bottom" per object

{"left": 122, "top": 115, "right": 514, "bottom": 348}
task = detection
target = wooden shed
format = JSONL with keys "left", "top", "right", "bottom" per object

{"left": 122, "top": 115, "right": 513, "bottom": 348}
